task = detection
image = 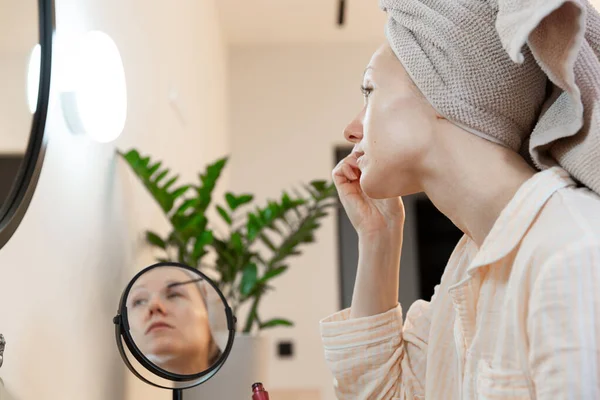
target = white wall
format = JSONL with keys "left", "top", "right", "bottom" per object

{"left": 218, "top": 0, "right": 386, "bottom": 45}
{"left": 0, "top": 0, "right": 228, "bottom": 399}
{"left": 228, "top": 43, "right": 422, "bottom": 400}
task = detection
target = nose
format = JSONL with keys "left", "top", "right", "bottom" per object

{"left": 147, "top": 294, "right": 166, "bottom": 316}
{"left": 343, "top": 110, "right": 364, "bottom": 144}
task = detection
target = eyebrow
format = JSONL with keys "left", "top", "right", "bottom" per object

{"left": 131, "top": 284, "right": 146, "bottom": 292}
{"left": 167, "top": 277, "right": 203, "bottom": 289}
{"left": 129, "top": 277, "right": 203, "bottom": 295}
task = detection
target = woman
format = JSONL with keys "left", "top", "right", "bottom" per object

{"left": 127, "top": 267, "right": 222, "bottom": 375}
{"left": 320, "top": 0, "right": 600, "bottom": 399}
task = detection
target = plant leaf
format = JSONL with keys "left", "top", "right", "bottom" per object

{"left": 310, "top": 180, "right": 328, "bottom": 192}
{"left": 154, "top": 169, "right": 169, "bottom": 183}
{"left": 237, "top": 194, "right": 253, "bottom": 206}
{"left": 196, "top": 157, "right": 228, "bottom": 213}
{"left": 171, "top": 186, "right": 190, "bottom": 200}
{"left": 146, "top": 231, "right": 166, "bottom": 249}
{"left": 192, "top": 230, "right": 213, "bottom": 260}
{"left": 257, "top": 265, "right": 288, "bottom": 284}
{"left": 174, "top": 199, "right": 197, "bottom": 216}
{"left": 179, "top": 213, "right": 207, "bottom": 236}
{"left": 240, "top": 263, "right": 258, "bottom": 296}
{"left": 225, "top": 192, "right": 237, "bottom": 210}
{"left": 264, "top": 182, "right": 338, "bottom": 268}
{"left": 118, "top": 149, "right": 189, "bottom": 214}
{"left": 246, "top": 213, "right": 261, "bottom": 241}
{"left": 230, "top": 232, "right": 243, "bottom": 253}
{"left": 259, "top": 233, "right": 277, "bottom": 251}
{"left": 216, "top": 205, "right": 232, "bottom": 225}
{"left": 259, "top": 318, "right": 294, "bottom": 329}
{"left": 303, "top": 183, "right": 319, "bottom": 199}
{"left": 148, "top": 161, "right": 162, "bottom": 176}
{"left": 225, "top": 192, "right": 254, "bottom": 211}
{"left": 163, "top": 175, "right": 178, "bottom": 191}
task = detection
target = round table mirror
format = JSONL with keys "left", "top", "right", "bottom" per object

{"left": 0, "top": 0, "right": 53, "bottom": 249}
{"left": 113, "top": 262, "right": 237, "bottom": 399}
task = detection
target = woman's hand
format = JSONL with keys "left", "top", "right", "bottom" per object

{"left": 333, "top": 152, "right": 405, "bottom": 318}
{"left": 332, "top": 152, "right": 405, "bottom": 238}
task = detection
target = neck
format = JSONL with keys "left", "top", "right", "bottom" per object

{"left": 421, "top": 140, "right": 536, "bottom": 247}
{"left": 160, "top": 352, "right": 209, "bottom": 375}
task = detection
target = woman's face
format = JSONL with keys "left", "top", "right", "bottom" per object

{"left": 127, "top": 267, "right": 212, "bottom": 374}
{"left": 345, "top": 43, "right": 438, "bottom": 198}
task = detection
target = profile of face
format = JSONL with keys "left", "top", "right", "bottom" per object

{"left": 344, "top": 43, "right": 441, "bottom": 199}
{"left": 126, "top": 267, "right": 221, "bottom": 375}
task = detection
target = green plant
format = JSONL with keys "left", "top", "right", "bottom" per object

{"left": 119, "top": 148, "right": 338, "bottom": 333}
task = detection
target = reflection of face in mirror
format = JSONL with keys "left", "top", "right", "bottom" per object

{"left": 126, "top": 267, "right": 223, "bottom": 375}
{"left": 0, "top": 0, "right": 38, "bottom": 209}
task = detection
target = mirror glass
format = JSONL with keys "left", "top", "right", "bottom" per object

{"left": 0, "top": 0, "right": 39, "bottom": 209}
{"left": 124, "top": 265, "right": 230, "bottom": 376}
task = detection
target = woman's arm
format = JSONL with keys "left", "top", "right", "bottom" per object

{"left": 321, "top": 231, "right": 441, "bottom": 399}
{"left": 350, "top": 232, "right": 403, "bottom": 318}
{"left": 350, "top": 229, "right": 403, "bottom": 318}
{"left": 321, "top": 291, "right": 438, "bottom": 399}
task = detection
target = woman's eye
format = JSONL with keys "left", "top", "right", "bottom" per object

{"left": 360, "top": 85, "right": 373, "bottom": 99}
{"left": 132, "top": 298, "right": 147, "bottom": 307}
{"left": 167, "top": 292, "right": 182, "bottom": 299}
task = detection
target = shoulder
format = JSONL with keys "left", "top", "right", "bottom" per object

{"left": 526, "top": 185, "right": 600, "bottom": 253}
{"left": 519, "top": 185, "right": 600, "bottom": 279}
{"left": 544, "top": 184, "right": 600, "bottom": 231}
{"left": 548, "top": 184, "right": 600, "bottom": 227}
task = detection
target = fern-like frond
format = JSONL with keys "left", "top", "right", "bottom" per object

{"left": 118, "top": 149, "right": 190, "bottom": 214}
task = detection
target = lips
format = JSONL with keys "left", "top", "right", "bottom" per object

{"left": 352, "top": 151, "right": 365, "bottom": 167}
{"left": 145, "top": 321, "right": 173, "bottom": 334}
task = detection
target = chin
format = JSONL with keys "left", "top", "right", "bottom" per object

{"left": 360, "top": 174, "right": 392, "bottom": 199}
{"left": 361, "top": 170, "right": 421, "bottom": 198}
{"left": 148, "top": 339, "right": 178, "bottom": 354}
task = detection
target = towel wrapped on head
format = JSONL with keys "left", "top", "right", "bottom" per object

{"left": 380, "top": 0, "right": 600, "bottom": 195}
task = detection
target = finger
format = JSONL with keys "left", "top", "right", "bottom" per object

{"left": 332, "top": 165, "right": 351, "bottom": 186}
{"left": 346, "top": 153, "right": 359, "bottom": 168}
{"left": 342, "top": 163, "right": 359, "bottom": 181}
{"left": 332, "top": 158, "right": 349, "bottom": 181}
{"left": 333, "top": 159, "right": 358, "bottom": 184}
{"left": 339, "top": 156, "right": 361, "bottom": 177}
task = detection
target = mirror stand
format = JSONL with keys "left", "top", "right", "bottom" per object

{"left": 173, "top": 389, "right": 183, "bottom": 400}
{"left": 113, "top": 262, "right": 238, "bottom": 399}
